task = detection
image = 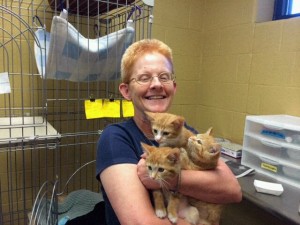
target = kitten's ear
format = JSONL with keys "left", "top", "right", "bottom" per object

{"left": 167, "top": 148, "right": 180, "bottom": 164}
{"left": 140, "top": 142, "right": 154, "bottom": 155}
{"left": 206, "top": 127, "right": 213, "bottom": 136}
{"left": 210, "top": 144, "right": 221, "bottom": 154}
{"left": 172, "top": 116, "right": 185, "bottom": 130}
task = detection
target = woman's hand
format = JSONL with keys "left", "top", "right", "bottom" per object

{"left": 137, "top": 157, "right": 159, "bottom": 189}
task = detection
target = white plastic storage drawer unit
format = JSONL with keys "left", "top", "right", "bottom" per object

{"left": 241, "top": 115, "right": 300, "bottom": 188}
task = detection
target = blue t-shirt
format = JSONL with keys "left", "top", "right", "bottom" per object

{"left": 96, "top": 118, "right": 197, "bottom": 225}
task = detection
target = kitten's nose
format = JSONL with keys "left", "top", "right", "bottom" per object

{"left": 151, "top": 172, "right": 157, "bottom": 179}
{"left": 155, "top": 137, "right": 161, "bottom": 142}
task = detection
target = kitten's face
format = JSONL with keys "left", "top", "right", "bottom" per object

{"left": 187, "top": 128, "right": 221, "bottom": 165}
{"left": 145, "top": 112, "right": 184, "bottom": 145}
{"left": 141, "top": 142, "right": 181, "bottom": 188}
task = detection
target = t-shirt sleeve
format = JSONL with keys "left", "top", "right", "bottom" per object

{"left": 96, "top": 124, "right": 140, "bottom": 181}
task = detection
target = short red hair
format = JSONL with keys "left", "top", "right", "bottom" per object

{"left": 121, "top": 39, "right": 174, "bottom": 83}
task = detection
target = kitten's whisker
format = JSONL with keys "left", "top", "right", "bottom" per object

{"left": 159, "top": 178, "right": 171, "bottom": 192}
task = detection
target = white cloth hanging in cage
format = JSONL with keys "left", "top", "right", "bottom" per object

{"left": 34, "top": 16, "right": 135, "bottom": 82}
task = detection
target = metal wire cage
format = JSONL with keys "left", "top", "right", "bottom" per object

{"left": 0, "top": 1, "right": 154, "bottom": 224}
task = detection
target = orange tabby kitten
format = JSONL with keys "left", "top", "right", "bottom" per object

{"left": 145, "top": 112, "right": 194, "bottom": 148}
{"left": 145, "top": 111, "right": 223, "bottom": 225}
{"left": 186, "top": 129, "right": 223, "bottom": 225}
{"left": 141, "top": 143, "right": 200, "bottom": 225}
{"left": 186, "top": 128, "right": 221, "bottom": 170}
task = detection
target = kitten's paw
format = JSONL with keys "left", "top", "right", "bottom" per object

{"left": 156, "top": 209, "right": 167, "bottom": 218}
{"left": 168, "top": 213, "right": 178, "bottom": 224}
{"left": 185, "top": 206, "right": 199, "bottom": 225}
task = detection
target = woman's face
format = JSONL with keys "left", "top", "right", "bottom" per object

{"left": 119, "top": 52, "right": 176, "bottom": 117}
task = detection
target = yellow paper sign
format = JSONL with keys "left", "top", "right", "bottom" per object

{"left": 85, "top": 99, "right": 134, "bottom": 119}
{"left": 122, "top": 100, "right": 134, "bottom": 117}
{"left": 85, "top": 99, "right": 102, "bottom": 119}
{"left": 99, "top": 99, "right": 121, "bottom": 118}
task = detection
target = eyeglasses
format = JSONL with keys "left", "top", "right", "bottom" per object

{"left": 129, "top": 73, "right": 175, "bottom": 85}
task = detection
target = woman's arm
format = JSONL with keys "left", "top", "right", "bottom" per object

{"left": 100, "top": 163, "right": 192, "bottom": 225}
{"left": 179, "top": 159, "right": 242, "bottom": 203}
{"left": 137, "top": 158, "right": 242, "bottom": 204}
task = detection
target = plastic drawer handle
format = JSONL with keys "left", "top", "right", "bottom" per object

{"left": 259, "top": 156, "right": 280, "bottom": 165}
{"left": 263, "top": 123, "right": 283, "bottom": 130}
{"left": 260, "top": 140, "right": 282, "bottom": 148}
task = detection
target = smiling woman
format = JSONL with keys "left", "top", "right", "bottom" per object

{"left": 96, "top": 39, "right": 242, "bottom": 225}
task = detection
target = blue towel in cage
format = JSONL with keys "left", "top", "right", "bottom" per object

{"left": 34, "top": 16, "right": 135, "bottom": 82}
{"left": 30, "top": 189, "right": 104, "bottom": 225}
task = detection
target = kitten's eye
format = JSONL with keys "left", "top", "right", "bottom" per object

{"left": 153, "top": 129, "right": 158, "bottom": 134}
{"left": 196, "top": 139, "right": 202, "bottom": 144}
{"left": 162, "top": 131, "right": 169, "bottom": 136}
{"left": 158, "top": 168, "right": 164, "bottom": 172}
{"left": 148, "top": 166, "right": 152, "bottom": 171}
